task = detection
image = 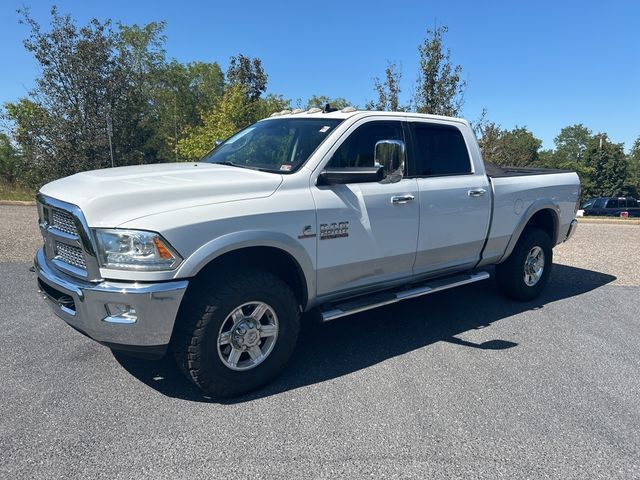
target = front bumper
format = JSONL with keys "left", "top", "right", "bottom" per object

{"left": 35, "top": 248, "right": 188, "bottom": 356}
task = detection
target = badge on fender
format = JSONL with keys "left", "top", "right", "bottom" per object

{"left": 319, "top": 221, "right": 349, "bottom": 240}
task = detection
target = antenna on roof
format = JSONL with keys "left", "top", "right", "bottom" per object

{"left": 323, "top": 103, "right": 339, "bottom": 113}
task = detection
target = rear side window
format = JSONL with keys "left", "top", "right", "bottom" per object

{"left": 410, "top": 122, "right": 472, "bottom": 176}
{"left": 606, "top": 199, "right": 619, "bottom": 208}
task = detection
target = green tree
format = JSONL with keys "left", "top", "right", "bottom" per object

{"left": 150, "top": 60, "right": 224, "bottom": 161}
{"left": 4, "top": 7, "right": 167, "bottom": 184}
{"left": 414, "top": 26, "right": 466, "bottom": 116}
{"left": 553, "top": 124, "right": 593, "bottom": 165}
{"left": 0, "top": 133, "right": 23, "bottom": 184}
{"left": 477, "top": 123, "right": 541, "bottom": 167}
{"left": 366, "top": 62, "right": 404, "bottom": 111}
{"left": 305, "top": 95, "right": 350, "bottom": 110}
{"left": 476, "top": 121, "right": 503, "bottom": 163}
{"left": 114, "top": 21, "right": 169, "bottom": 165}
{"left": 584, "top": 134, "right": 628, "bottom": 197}
{"left": 226, "top": 54, "right": 268, "bottom": 101}
{"left": 176, "top": 85, "right": 289, "bottom": 160}
{"left": 498, "top": 127, "right": 542, "bottom": 166}
{"left": 628, "top": 137, "right": 640, "bottom": 194}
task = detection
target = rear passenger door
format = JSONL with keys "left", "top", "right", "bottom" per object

{"left": 409, "top": 121, "right": 491, "bottom": 276}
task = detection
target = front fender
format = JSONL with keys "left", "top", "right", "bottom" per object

{"left": 174, "top": 230, "right": 316, "bottom": 306}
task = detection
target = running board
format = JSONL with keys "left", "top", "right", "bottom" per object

{"left": 320, "top": 271, "right": 490, "bottom": 322}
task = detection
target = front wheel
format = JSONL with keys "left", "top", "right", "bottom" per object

{"left": 495, "top": 228, "right": 552, "bottom": 301}
{"left": 172, "top": 268, "right": 300, "bottom": 398}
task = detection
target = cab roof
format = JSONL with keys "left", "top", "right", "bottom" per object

{"left": 261, "top": 108, "right": 470, "bottom": 126}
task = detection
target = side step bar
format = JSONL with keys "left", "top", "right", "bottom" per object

{"left": 320, "top": 271, "right": 490, "bottom": 322}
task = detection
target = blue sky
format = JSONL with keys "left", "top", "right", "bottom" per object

{"left": 1, "top": 0, "right": 639, "bottom": 150}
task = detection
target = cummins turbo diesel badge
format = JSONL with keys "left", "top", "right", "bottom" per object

{"left": 319, "top": 222, "right": 349, "bottom": 240}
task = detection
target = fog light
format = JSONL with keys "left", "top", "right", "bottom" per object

{"left": 104, "top": 303, "right": 138, "bottom": 324}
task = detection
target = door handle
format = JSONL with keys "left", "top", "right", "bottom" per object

{"left": 468, "top": 188, "right": 487, "bottom": 197}
{"left": 391, "top": 194, "right": 415, "bottom": 204}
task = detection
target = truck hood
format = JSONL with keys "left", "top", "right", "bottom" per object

{"left": 39, "top": 162, "right": 283, "bottom": 227}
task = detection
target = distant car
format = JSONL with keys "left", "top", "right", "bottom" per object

{"left": 581, "top": 197, "right": 640, "bottom": 217}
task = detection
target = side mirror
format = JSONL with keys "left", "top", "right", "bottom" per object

{"left": 318, "top": 167, "right": 384, "bottom": 185}
{"left": 215, "top": 140, "right": 223, "bottom": 147}
{"left": 375, "top": 139, "right": 405, "bottom": 183}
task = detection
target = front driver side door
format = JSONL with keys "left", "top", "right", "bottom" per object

{"left": 311, "top": 119, "right": 419, "bottom": 298}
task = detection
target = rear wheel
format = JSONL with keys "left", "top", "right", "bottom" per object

{"left": 496, "top": 228, "right": 552, "bottom": 301}
{"left": 172, "top": 268, "right": 300, "bottom": 398}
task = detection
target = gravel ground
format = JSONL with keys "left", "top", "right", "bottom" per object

{"left": 1, "top": 205, "right": 639, "bottom": 479}
{"left": 554, "top": 222, "right": 640, "bottom": 286}
{"left": 0, "top": 205, "right": 40, "bottom": 262}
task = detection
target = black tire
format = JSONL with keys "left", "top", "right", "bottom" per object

{"left": 495, "top": 228, "right": 552, "bottom": 301}
{"left": 172, "top": 268, "right": 300, "bottom": 398}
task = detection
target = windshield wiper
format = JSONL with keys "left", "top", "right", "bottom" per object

{"left": 215, "top": 161, "right": 251, "bottom": 169}
{"left": 215, "top": 161, "right": 279, "bottom": 173}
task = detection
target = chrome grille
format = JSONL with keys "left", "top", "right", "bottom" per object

{"left": 51, "top": 209, "right": 78, "bottom": 236}
{"left": 38, "top": 195, "right": 101, "bottom": 280}
{"left": 55, "top": 242, "right": 87, "bottom": 270}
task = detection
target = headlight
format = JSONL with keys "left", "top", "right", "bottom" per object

{"left": 94, "top": 229, "right": 182, "bottom": 271}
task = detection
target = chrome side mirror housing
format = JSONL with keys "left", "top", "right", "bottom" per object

{"left": 375, "top": 139, "right": 405, "bottom": 183}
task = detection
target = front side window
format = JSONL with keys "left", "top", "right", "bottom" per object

{"left": 202, "top": 118, "right": 343, "bottom": 173}
{"left": 410, "top": 122, "right": 472, "bottom": 176}
{"left": 328, "top": 121, "right": 404, "bottom": 169}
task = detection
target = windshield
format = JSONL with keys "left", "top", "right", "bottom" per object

{"left": 201, "top": 118, "right": 343, "bottom": 173}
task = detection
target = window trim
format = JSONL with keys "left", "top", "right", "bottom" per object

{"left": 405, "top": 120, "right": 475, "bottom": 178}
{"left": 322, "top": 118, "right": 408, "bottom": 174}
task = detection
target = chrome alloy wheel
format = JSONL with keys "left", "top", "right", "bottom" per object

{"left": 523, "top": 246, "right": 545, "bottom": 287}
{"left": 217, "top": 301, "right": 279, "bottom": 371}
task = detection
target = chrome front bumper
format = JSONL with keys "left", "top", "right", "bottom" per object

{"left": 35, "top": 248, "right": 188, "bottom": 353}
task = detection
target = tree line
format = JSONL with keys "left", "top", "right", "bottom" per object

{"left": 1, "top": 8, "right": 638, "bottom": 201}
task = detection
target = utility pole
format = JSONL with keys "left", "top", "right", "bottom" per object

{"left": 174, "top": 95, "right": 178, "bottom": 162}
{"left": 106, "top": 114, "right": 114, "bottom": 168}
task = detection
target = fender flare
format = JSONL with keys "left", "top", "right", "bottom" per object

{"left": 174, "top": 230, "right": 316, "bottom": 306}
{"left": 499, "top": 200, "right": 560, "bottom": 263}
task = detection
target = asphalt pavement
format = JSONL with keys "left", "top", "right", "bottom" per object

{"left": 1, "top": 206, "right": 639, "bottom": 479}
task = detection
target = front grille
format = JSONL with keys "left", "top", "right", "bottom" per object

{"left": 38, "top": 196, "right": 98, "bottom": 279}
{"left": 55, "top": 242, "right": 87, "bottom": 270}
{"left": 51, "top": 209, "right": 78, "bottom": 236}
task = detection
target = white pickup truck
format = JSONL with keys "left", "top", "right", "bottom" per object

{"left": 35, "top": 109, "right": 580, "bottom": 397}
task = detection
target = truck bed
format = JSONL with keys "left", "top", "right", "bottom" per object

{"left": 485, "top": 163, "right": 572, "bottom": 178}
{"left": 480, "top": 169, "right": 581, "bottom": 265}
